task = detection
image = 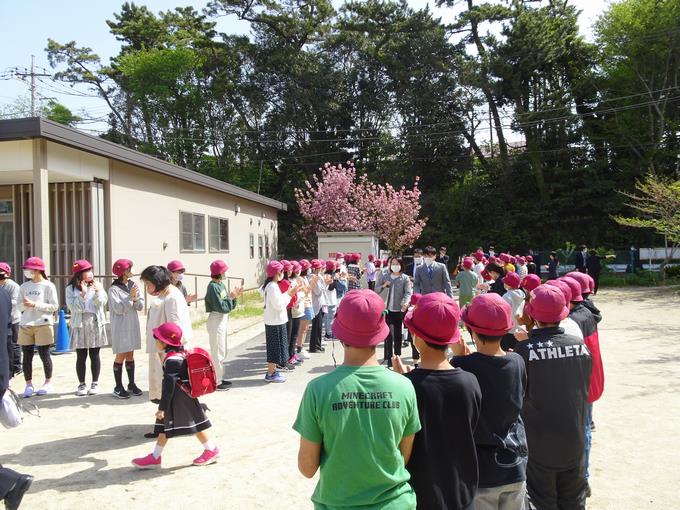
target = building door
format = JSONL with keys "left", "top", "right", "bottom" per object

{"left": 0, "top": 199, "right": 14, "bottom": 270}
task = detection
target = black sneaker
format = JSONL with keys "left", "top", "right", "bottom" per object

{"left": 276, "top": 363, "right": 296, "bottom": 372}
{"left": 216, "top": 380, "right": 232, "bottom": 391}
{"left": 128, "top": 384, "right": 143, "bottom": 396}
{"left": 113, "top": 386, "right": 131, "bottom": 399}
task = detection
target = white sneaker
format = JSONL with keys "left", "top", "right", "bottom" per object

{"left": 36, "top": 382, "right": 53, "bottom": 395}
{"left": 21, "top": 384, "right": 34, "bottom": 399}
{"left": 75, "top": 383, "right": 88, "bottom": 396}
{"left": 88, "top": 382, "right": 100, "bottom": 395}
{"left": 298, "top": 348, "right": 311, "bottom": 360}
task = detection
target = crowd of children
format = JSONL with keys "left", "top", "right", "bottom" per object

{"left": 291, "top": 245, "right": 605, "bottom": 510}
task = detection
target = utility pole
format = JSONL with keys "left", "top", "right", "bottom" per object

{"left": 14, "top": 55, "right": 51, "bottom": 116}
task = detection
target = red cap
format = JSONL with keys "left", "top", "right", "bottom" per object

{"left": 460, "top": 293, "right": 514, "bottom": 336}
{"left": 152, "top": 322, "right": 183, "bottom": 347}
{"left": 500, "top": 253, "right": 510, "bottom": 263}
{"left": 210, "top": 260, "right": 229, "bottom": 276}
{"left": 473, "top": 250, "right": 484, "bottom": 262}
{"left": 332, "top": 289, "right": 389, "bottom": 347}
{"left": 565, "top": 272, "right": 589, "bottom": 296}
{"left": 525, "top": 285, "right": 569, "bottom": 323}
{"left": 404, "top": 292, "right": 460, "bottom": 345}
{"left": 335, "top": 252, "right": 344, "bottom": 259}
{"left": 558, "top": 276, "right": 584, "bottom": 303}
{"left": 521, "top": 274, "right": 542, "bottom": 292}
{"left": 462, "top": 257, "right": 474, "bottom": 270}
{"left": 502, "top": 272, "right": 521, "bottom": 289}
{"left": 0, "top": 262, "right": 11, "bottom": 275}
{"left": 72, "top": 259, "right": 93, "bottom": 275}
{"left": 509, "top": 256, "right": 517, "bottom": 265}
{"left": 325, "top": 260, "right": 336, "bottom": 271}
{"left": 299, "top": 259, "right": 311, "bottom": 270}
{"left": 311, "top": 259, "right": 323, "bottom": 270}
{"left": 375, "top": 260, "right": 382, "bottom": 268}
{"left": 517, "top": 256, "right": 526, "bottom": 265}
{"left": 23, "top": 257, "right": 46, "bottom": 272}
{"left": 291, "top": 261, "right": 301, "bottom": 273}
{"left": 281, "top": 260, "right": 293, "bottom": 272}
{"left": 368, "top": 254, "right": 375, "bottom": 261}
{"left": 526, "top": 255, "right": 533, "bottom": 262}
{"left": 266, "top": 260, "right": 284, "bottom": 277}
{"left": 112, "top": 259, "right": 133, "bottom": 278}
{"left": 546, "top": 279, "right": 572, "bottom": 304}
{"left": 410, "top": 293, "right": 422, "bottom": 306}
{"left": 167, "top": 260, "right": 185, "bottom": 273}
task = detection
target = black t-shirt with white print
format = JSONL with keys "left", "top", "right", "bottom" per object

{"left": 514, "top": 327, "right": 592, "bottom": 470}
{"left": 452, "top": 352, "right": 528, "bottom": 488}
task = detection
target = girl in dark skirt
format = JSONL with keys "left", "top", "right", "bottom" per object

{"left": 131, "top": 322, "right": 219, "bottom": 469}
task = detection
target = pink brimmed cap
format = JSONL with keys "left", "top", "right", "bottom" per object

{"left": 558, "top": 276, "right": 584, "bottom": 303}
{"left": 502, "top": 272, "right": 521, "bottom": 289}
{"left": 0, "top": 262, "right": 12, "bottom": 274}
{"left": 521, "top": 273, "right": 542, "bottom": 292}
{"left": 266, "top": 260, "right": 284, "bottom": 277}
{"left": 153, "top": 322, "right": 183, "bottom": 347}
{"left": 460, "top": 293, "right": 514, "bottom": 336}
{"left": 566, "top": 272, "right": 590, "bottom": 296}
{"left": 112, "top": 259, "right": 133, "bottom": 278}
{"left": 404, "top": 292, "right": 460, "bottom": 345}
{"left": 167, "top": 260, "right": 185, "bottom": 273}
{"left": 462, "top": 257, "right": 474, "bottom": 270}
{"left": 525, "top": 285, "right": 569, "bottom": 323}
{"left": 332, "top": 289, "right": 389, "bottom": 347}
{"left": 23, "top": 257, "right": 46, "bottom": 272}
{"left": 545, "top": 279, "right": 572, "bottom": 304}
{"left": 210, "top": 260, "right": 229, "bottom": 276}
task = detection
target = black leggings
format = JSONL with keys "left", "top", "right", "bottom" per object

{"left": 76, "top": 348, "right": 101, "bottom": 383}
{"left": 384, "top": 311, "right": 404, "bottom": 365}
{"left": 22, "top": 345, "right": 53, "bottom": 381}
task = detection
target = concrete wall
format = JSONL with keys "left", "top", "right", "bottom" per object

{"left": 108, "top": 160, "right": 278, "bottom": 293}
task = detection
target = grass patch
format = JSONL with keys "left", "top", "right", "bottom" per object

{"left": 190, "top": 289, "right": 264, "bottom": 328}
{"left": 599, "top": 270, "right": 680, "bottom": 287}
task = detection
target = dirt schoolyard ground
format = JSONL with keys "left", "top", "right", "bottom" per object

{"left": 2, "top": 287, "right": 679, "bottom": 509}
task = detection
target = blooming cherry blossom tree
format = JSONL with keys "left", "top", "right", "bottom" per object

{"left": 294, "top": 162, "right": 427, "bottom": 252}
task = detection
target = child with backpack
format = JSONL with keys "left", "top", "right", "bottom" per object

{"left": 205, "top": 260, "right": 244, "bottom": 391}
{"left": 454, "top": 293, "right": 529, "bottom": 509}
{"left": 392, "top": 292, "right": 482, "bottom": 510}
{"left": 131, "top": 322, "right": 218, "bottom": 469}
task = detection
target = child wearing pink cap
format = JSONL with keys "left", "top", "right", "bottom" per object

{"left": 205, "top": 260, "right": 244, "bottom": 391}
{"left": 131, "top": 322, "right": 218, "bottom": 470}
{"left": 453, "top": 293, "right": 528, "bottom": 509}
{"left": 262, "top": 261, "right": 299, "bottom": 382}
{"left": 393, "top": 293, "right": 482, "bottom": 510}
{"left": 500, "top": 272, "right": 525, "bottom": 351}
{"left": 514, "top": 285, "right": 592, "bottom": 509}
{"left": 294, "top": 290, "right": 421, "bottom": 509}
{"left": 0, "top": 262, "right": 22, "bottom": 379}
{"left": 456, "top": 258, "right": 479, "bottom": 308}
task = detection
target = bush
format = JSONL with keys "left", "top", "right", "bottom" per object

{"left": 599, "top": 269, "right": 679, "bottom": 287}
{"left": 664, "top": 265, "right": 680, "bottom": 279}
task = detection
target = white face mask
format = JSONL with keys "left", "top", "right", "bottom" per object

{"left": 390, "top": 264, "right": 401, "bottom": 273}
{"left": 424, "top": 257, "right": 435, "bottom": 267}
{"left": 175, "top": 273, "right": 184, "bottom": 282}
{"left": 23, "top": 270, "right": 35, "bottom": 280}
{"left": 414, "top": 257, "right": 423, "bottom": 264}
{"left": 83, "top": 271, "right": 94, "bottom": 283}
{"left": 337, "top": 258, "right": 344, "bottom": 264}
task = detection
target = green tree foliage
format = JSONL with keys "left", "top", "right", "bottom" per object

{"left": 42, "top": 0, "right": 680, "bottom": 256}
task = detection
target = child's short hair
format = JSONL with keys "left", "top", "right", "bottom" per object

{"left": 141, "top": 265, "right": 172, "bottom": 292}
{"left": 466, "top": 326, "right": 503, "bottom": 344}
{"left": 423, "top": 340, "right": 449, "bottom": 352}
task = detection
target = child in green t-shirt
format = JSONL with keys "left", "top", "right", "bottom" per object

{"left": 293, "top": 289, "right": 421, "bottom": 510}
{"left": 456, "top": 257, "right": 480, "bottom": 309}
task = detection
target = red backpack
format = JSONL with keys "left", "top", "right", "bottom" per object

{"left": 165, "top": 348, "right": 217, "bottom": 398}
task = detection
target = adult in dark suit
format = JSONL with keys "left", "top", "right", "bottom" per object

{"left": 405, "top": 248, "right": 424, "bottom": 278}
{"left": 435, "top": 247, "right": 450, "bottom": 270}
{"left": 414, "top": 246, "right": 453, "bottom": 297}
{"left": 0, "top": 286, "right": 33, "bottom": 510}
{"left": 575, "top": 245, "right": 588, "bottom": 273}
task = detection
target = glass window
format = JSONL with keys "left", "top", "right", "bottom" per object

{"left": 265, "top": 233, "right": 270, "bottom": 258}
{"left": 258, "top": 234, "right": 264, "bottom": 258}
{"left": 209, "top": 217, "right": 229, "bottom": 252}
{"left": 180, "top": 212, "right": 206, "bottom": 252}
{"left": 249, "top": 234, "right": 255, "bottom": 259}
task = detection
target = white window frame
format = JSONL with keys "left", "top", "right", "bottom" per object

{"left": 208, "top": 216, "right": 230, "bottom": 253}
{"left": 180, "top": 211, "right": 206, "bottom": 253}
{"left": 258, "top": 234, "right": 264, "bottom": 258}
{"left": 249, "top": 233, "right": 255, "bottom": 259}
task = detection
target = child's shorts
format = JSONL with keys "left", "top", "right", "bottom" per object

{"left": 18, "top": 325, "right": 54, "bottom": 346}
{"left": 302, "top": 307, "right": 314, "bottom": 321}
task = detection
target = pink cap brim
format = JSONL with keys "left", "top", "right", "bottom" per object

{"left": 403, "top": 310, "right": 460, "bottom": 345}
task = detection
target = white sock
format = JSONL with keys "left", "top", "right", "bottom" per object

{"left": 152, "top": 444, "right": 164, "bottom": 459}
{"left": 202, "top": 441, "right": 215, "bottom": 451}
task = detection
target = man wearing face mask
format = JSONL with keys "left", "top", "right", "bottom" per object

{"left": 414, "top": 246, "right": 453, "bottom": 298}
{"left": 406, "top": 249, "right": 425, "bottom": 279}
{"left": 167, "top": 260, "right": 197, "bottom": 304}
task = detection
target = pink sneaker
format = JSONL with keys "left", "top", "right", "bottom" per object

{"left": 131, "top": 453, "right": 161, "bottom": 470}
{"left": 193, "top": 447, "right": 220, "bottom": 466}
{"left": 288, "top": 355, "right": 302, "bottom": 365}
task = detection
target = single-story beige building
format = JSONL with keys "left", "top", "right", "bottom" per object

{"left": 0, "top": 117, "right": 286, "bottom": 297}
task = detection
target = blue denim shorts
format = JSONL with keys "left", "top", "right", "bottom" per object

{"left": 302, "top": 307, "right": 314, "bottom": 321}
